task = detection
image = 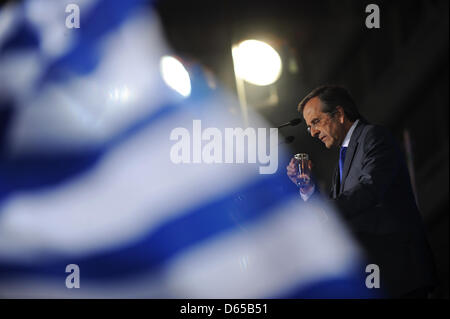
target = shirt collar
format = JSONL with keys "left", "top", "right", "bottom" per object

{"left": 341, "top": 119, "right": 359, "bottom": 148}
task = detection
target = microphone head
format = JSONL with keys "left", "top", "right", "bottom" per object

{"left": 289, "top": 118, "right": 302, "bottom": 126}
{"left": 285, "top": 136, "right": 295, "bottom": 144}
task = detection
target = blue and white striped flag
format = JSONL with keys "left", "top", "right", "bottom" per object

{"left": 0, "top": 0, "right": 372, "bottom": 298}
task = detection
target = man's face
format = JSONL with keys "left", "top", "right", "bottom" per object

{"left": 303, "top": 97, "right": 345, "bottom": 149}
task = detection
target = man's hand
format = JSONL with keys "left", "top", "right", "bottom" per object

{"left": 286, "top": 158, "right": 298, "bottom": 185}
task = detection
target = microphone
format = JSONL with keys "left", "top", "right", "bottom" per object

{"left": 277, "top": 118, "right": 302, "bottom": 129}
{"left": 285, "top": 136, "right": 295, "bottom": 144}
{"left": 279, "top": 136, "right": 295, "bottom": 145}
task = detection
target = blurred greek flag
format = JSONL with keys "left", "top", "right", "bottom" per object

{"left": 0, "top": 0, "right": 370, "bottom": 298}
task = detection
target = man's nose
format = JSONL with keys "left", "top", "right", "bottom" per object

{"left": 310, "top": 127, "right": 319, "bottom": 138}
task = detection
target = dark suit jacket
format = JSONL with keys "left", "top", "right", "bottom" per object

{"left": 328, "top": 120, "right": 436, "bottom": 297}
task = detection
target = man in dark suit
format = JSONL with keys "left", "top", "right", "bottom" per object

{"left": 287, "top": 85, "right": 436, "bottom": 298}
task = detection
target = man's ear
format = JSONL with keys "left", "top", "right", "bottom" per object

{"left": 336, "top": 106, "right": 345, "bottom": 124}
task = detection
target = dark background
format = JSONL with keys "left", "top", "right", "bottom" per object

{"left": 0, "top": 0, "right": 447, "bottom": 298}
{"left": 154, "top": 0, "right": 449, "bottom": 298}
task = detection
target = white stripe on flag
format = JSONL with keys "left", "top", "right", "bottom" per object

{"left": 0, "top": 104, "right": 263, "bottom": 263}
{"left": 0, "top": 198, "right": 360, "bottom": 298}
{"left": 163, "top": 198, "right": 360, "bottom": 298}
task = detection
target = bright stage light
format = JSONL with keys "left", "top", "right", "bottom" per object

{"left": 160, "top": 55, "right": 191, "bottom": 97}
{"left": 232, "top": 40, "right": 282, "bottom": 86}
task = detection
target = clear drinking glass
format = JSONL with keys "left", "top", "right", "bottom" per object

{"left": 294, "top": 153, "right": 310, "bottom": 188}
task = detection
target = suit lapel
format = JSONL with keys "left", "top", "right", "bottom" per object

{"left": 340, "top": 120, "right": 365, "bottom": 193}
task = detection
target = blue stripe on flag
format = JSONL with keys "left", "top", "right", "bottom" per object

{"left": 0, "top": 98, "right": 181, "bottom": 204}
{"left": 40, "top": 0, "right": 149, "bottom": 82}
{"left": 0, "top": 170, "right": 296, "bottom": 280}
{"left": 0, "top": 21, "right": 39, "bottom": 53}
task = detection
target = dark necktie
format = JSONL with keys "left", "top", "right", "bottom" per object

{"left": 339, "top": 146, "right": 348, "bottom": 183}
